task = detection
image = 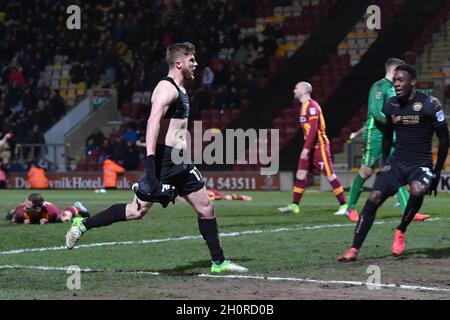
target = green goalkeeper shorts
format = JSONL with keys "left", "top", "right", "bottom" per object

{"left": 361, "top": 138, "right": 382, "bottom": 168}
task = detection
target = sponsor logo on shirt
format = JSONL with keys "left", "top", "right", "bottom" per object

{"left": 436, "top": 110, "right": 445, "bottom": 122}
{"left": 309, "top": 108, "right": 316, "bottom": 115}
{"left": 392, "top": 115, "right": 402, "bottom": 124}
{"left": 375, "top": 91, "right": 382, "bottom": 100}
{"left": 412, "top": 102, "right": 423, "bottom": 112}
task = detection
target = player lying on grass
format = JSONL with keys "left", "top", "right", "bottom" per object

{"left": 207, "top": 189, "right": 252, "bottom": 201}
{"left": 5, "top": 193, "right": 90, "bottom": 224}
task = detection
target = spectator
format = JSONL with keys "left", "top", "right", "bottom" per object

{"left": 69, "top": 61, "right": 85, "bottom": 83}
{"left": 102, "top": 155, "right": 125, "bottom": 190}
{"left": 214, "top": 85, "right": 228, "bottom": 110}
{"left": 202, "top": 66, "right": 214, "bottom": 91}
{"left": 86, "top": 128, "right": 105, "bottom": 150}
{"left": 233, "top": 42, "right": 249, "bottom": 65}
{"left": 0, "top": 133, "right": 11, "bottom": 148}
{"left": 122, "top": 124, "right": 138, "bottom": 144}
{"left": 0, "top": 158, "right": 6, "bottom": 189}
{"left": 0, "top": 132, "right": 12, "bottom": 165}
{"left": 27, "top": 160, "right": 49, "bottom": 189}
{"left": 24, "top": 124, "right": 46, "bottom": 160}
{"left": 8, "top": 66, "right": 26, "bottom": 88}
{"left": 122, "top": 140, "right": 140, "bottom": 170}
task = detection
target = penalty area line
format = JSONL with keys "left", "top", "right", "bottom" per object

{"left": 1, "top": 264, "right": 449, "bottom": 294}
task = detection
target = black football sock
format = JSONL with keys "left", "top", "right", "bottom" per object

{"left": 83, "top": 204, "right": 127, "bottom": 230}
{"left": 198, "top": 218, "right": 225, "bottom": 264}
{"left": 397, "top": 195, "right": 424, "bottom": 233}
{"left": 352, "top": 200, "right": 380, "bottom": 249}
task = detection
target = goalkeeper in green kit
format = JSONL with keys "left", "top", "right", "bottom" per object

{"left": 345, "top": 58, "right": 430, "bottom": 222}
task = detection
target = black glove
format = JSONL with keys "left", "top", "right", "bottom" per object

{"left": 144, "top": 155, "right": 158, "bottom": 190}
{"left": 133, "top": 155, "right": 177, "bottom": 207}
{"left": 427, "top": 172, "right": 441, "bottom": 196}
{"left": 132, "top": 179, "right": 177, "bottom": 208}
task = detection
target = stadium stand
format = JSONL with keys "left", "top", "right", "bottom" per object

{"left": 1, "top": 0, "right": 449, "bottom": 174}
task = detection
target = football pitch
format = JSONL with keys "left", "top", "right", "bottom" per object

{"left": 1, "top": 189, "right": 450, "bottom": 300}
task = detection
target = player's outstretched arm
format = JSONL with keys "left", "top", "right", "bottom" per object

{"left": 0, "top": 132, "right": 11, "bottom": 147}
{"left": 349, "top": 126, "right": 366, "bottom": 140}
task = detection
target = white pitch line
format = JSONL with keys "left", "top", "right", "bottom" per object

{"left": 0, "top": 218, "right": 442, "bottom": 255}
{"left": 198, "top": 274, "right": 450, "bottom": 293}
{"left": 0, "top": 264, "right": 100, "bottom": 272}
{"left": 0, "top": 265, "right": 161, "bottom": 275}
{"left": 1, "top": 264, "right": 449, "bottom": 294}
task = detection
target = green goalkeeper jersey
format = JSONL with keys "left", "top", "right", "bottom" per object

{"left": 363, "top": 77, "right": 395, "bottom": 142}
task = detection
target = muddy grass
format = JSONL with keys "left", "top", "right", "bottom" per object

{"left": 69, "top": 257, "right": 450, "bottom": 300}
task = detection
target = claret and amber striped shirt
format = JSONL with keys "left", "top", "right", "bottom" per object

{"left": 299, "top": 99, "right": 329, "bottom": 150}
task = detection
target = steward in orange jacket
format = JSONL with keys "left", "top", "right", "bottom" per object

{"left": 28, "top": 163, "right": 49, "bottom": 189}
{"left": 103, "top": 158, "right": 125, "bottom": 189}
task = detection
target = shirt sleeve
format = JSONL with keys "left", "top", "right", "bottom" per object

{"left": 113, "top": 162, "right": 126, "bottom": 174}
{"left": 425, "top": 97, "right": 447, "bottom": 128}
{"left": 303, "top": 104, "right": 319, "bottom": 150}
{"left": 12, "top": 206, "right": 25, "bottom": 223}
{"left": 368, "top": 83, "right": 387, "bottom": 124}
{"left": 45, "top": 204, "right": 63, "bottom": 222}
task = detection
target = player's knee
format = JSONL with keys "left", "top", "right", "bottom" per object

{"left": 326, "top": 173, "right": 337, "bottom": 181}
{"left": 126, "top": 202, "right": 151, "bottom": 220}
{"left": 368, "top": 190, "right": 384, "bottom": 205}
{"left": 410, "top": 181, "right": 427, "bottom": 197}
{"left": 359, "top": 166, "right": 373, "bottom": 180}
{"left": 197, "top": 200, "right": 215, "bottom": 219}
{"left": 125, "top": 207, "right": 143, "bottom": 220}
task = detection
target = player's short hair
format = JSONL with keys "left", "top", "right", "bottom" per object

{"left": 299, "top": 81, "right": 312, "bottom": 93}
{"left": 28, "top": 193, "right": 44, "bottom": 208}
{"left": 385, "top": 58, "right": 405, "bottom": 73}
{"left": 165, "top": 42, "right": 196, "bottom": 68}
{"left": 395, "top": 64, "right": 417, "bottom": 79}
